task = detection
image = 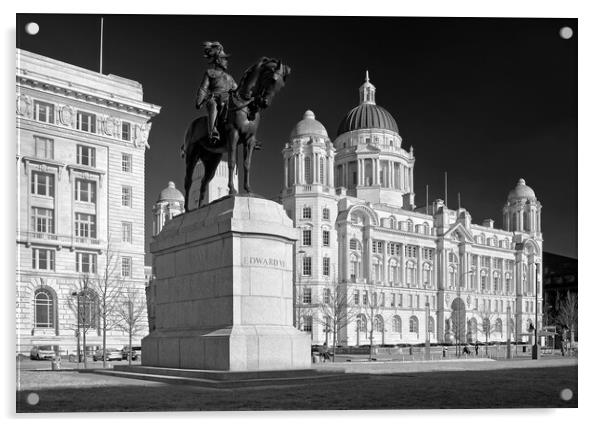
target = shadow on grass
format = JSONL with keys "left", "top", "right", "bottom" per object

{"left": 17, "top": 365, "right": 577, "bottom": 412}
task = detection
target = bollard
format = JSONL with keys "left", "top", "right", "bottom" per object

{"left": 51, "top": 355, "right": 61, "bottom": 370}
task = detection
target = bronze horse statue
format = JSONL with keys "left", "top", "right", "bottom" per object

{"left": 181, "top": 57, "right": 291, "bottom": 211}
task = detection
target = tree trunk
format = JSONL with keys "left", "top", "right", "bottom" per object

{"left": 102, "top": 315, "right": 107, "bottom": 368}
{"left": 332, "top": 328, "right": 336, "bottom": 363}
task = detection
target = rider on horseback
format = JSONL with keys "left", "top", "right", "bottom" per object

{"left": 196, "top": 42, "right": 238, "bottom": 145}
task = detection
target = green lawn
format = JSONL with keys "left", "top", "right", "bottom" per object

{"left": 16, "top": 364, "right": 577, "bottom": 412}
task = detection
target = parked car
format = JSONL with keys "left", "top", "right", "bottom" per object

{"left": 30, "top": 345, "right": 57, "bottom": 360}
{"left": 121, "top": 345, "right": 142, "bottom": 361}
{"left": 93, "top": 348, "right": 123, "bottom": 361}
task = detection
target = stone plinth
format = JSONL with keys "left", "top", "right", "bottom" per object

{"left": 142, "top": 196, "right": 311, "bottom": 371}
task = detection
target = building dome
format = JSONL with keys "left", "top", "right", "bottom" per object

{"left": 289, "top": 110, "right": 329, "bottom": 140}
{"left": 157, "top": 181, "right": 184, "bottom": 203}
{"left": 336, "top": 71, "right": 400, "bottom": 137}
{"left": 337, "top": 103, "right": 399, "bottom": 136}
{"left": 507, "top": 178, "right": 537, "bottom": 202}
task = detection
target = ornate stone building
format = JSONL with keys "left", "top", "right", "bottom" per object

{"left": 282, "top": 73, "right": 543, "bottom": 346}
{"left": 16, "top": 49, "right": 160, "bottom": 354}
{"left": 152, "top": 181, "right": 185, "bottom": 237}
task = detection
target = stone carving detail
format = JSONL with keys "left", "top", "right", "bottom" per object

{"left": 466, "top": 295, "right": 471, "bottom": 307}
{"left": 16, "top": 94, "right": 32, "bottom": 118}
{"left": 101, "top": 116, "right": 116, "bottom": 136}
{"left": 445, "top": 293, "right": 451, "bottom": 306}
{"left": 134, "top": 122, "right": 152, "bottom": 148}
{"left": 59, "top": 105, "right": 74, "bottom": 126}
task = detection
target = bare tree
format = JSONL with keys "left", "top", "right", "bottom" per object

{"left": 89, "top": 240, "right": 125, "bottom": 368}
{"left": 67, "top": 274, "right": 97, "bottom": 368}
{"left": 359, "top": 288, "right": 385, "bottom": 361}
{"left": 115, "top": 285, "right": 147, "bottom": 366}
{"left": 478, "top": 307, "right": 497, "bottom": 356}
{"left": 555, "top": 292, "right": 578, "bottom": 352}
{"left": 314, "top": 280, "right": 359, "bottom": 362}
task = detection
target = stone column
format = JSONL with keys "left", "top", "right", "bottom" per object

{"left": 374, "top": 158, "right": 379, "bottom": 186}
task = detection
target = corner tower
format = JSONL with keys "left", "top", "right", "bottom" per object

{"left": 334, "top": 72, "right": 415, "bottom": 209}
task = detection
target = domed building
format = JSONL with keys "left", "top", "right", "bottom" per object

{"left": 282, "top": 73, "right": 544, "bottom": 349}
{"left": 152, "top": 181, "right": 185, "bottom": 236}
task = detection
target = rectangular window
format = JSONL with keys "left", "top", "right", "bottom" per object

{"left": 302, "top": 257, "right": 312, "bottom": 276}
{"left": 122, "top": 222, "right": 133, "bottom": 243}
{"left": 121, "top": 153, "right": 132, "bottom": 172}
{"left": 423, "top": 248, "right": 433, "bottom": 260}
{"left": 32, "top": 248, "right": 55, "bottom": 270}
{"left": 481, "top": 275, "right": 487, "bottom": 292}
{"left": 323, "top": 288, "right": 331, "bottom": 304}
{"left": 121, "top": 121, "right": 131, "bottom": 141}
{"left": 75, "top": 213, "right": 97, "bottom": 239}
{"left": 362, "top": 291, "right": 368, "bottom": 305}
{"left": 31, "top": 207, "right": 54, "bottom": 234}
{"left": 34, "top": 136, "right": 54, "bottom": 159}
{"left": 74, "top": 179, "right": 97, "bottom": 203}
{"left": 33, "top": 100, "right": 54, "bottom": 123}
{"left": 302, "top": 288, "right": 312, "bottom": 304}
{"left": 409, "top": 294, "right": 413, "bottom": 308}
{"left": 302, "top": 229, "right": 312, "bottom": 246}
{"left": 76, "top": 145, "right": 96, "bottom": 167}
{"left": 31, "top": 171, "right": 54, "bottom": 197}
{"left": 122, "top": 186, "right": 132, "bottom": 207}
{"left": 391, "top": 293, "right": 396, "bottom": 307}
{"left": 76, "top": 111, "right": 96, "bottom": 133}
{"left": 302, "top": 207, "right": 311, "bottom": 219}
{"left": 302, "top": 315, "right": 312, "bottom": 333}
{"left": 76, "top": 252, "right": 97, "bottom": 274}
{"left": 322, "top": 208, "right": 330, "bottom": 220}
{"left": 322, "top": 230, "right": 330, "bottom": 246}
{"left": 349, "top": 239, "right": 357, "bottom": 250}
{"left": 354, "top": 291, "right": 360, "bottom": 305}
{"left": 405, "top": 245, "right": 417, "bottom": 258}
{"left": 399, "top": 294, "right": 403, "bottom": 307}
{"left": 380, "top": 292, "right": 385, "bottom": 307}
{"left": 323, "top": 257, "right": 330, "bottom": 276}
{"left": 121, "top": 257, "right": 132, "bottom": 277}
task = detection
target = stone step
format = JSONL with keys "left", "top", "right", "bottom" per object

{"left": 93, "top": 368, "right": 352, "bottom": 389}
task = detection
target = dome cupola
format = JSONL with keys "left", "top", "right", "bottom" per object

{"left": 289, "top": 110, "right": 329, "bottom": 140}
{"left": 157, "top": 181, "right": 185, "bottom": 203}
{"left": 507, "top": 178, "right": 537, "bottom": 202}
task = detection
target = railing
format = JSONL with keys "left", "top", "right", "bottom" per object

{"left": 17, "top": 231, "right": 103, "bottom": 249}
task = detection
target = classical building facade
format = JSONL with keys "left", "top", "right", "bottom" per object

{"left": 282, "top": 73, "right": 543, "bottom": 346}
{"left": 152, "top": 181, "right": 185, "bottom": 237}
{"left": 16, "top": 49, "right": 160, "bottom": 354}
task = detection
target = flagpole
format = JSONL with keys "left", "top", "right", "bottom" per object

{"left": 444, "top": 171, "right": 448, "bottom": 206}
{"left": 426, "top": 185, "right": 429, "bottom": 215}
{"left": 99, "top": 17, "right": 104, "bottom": 74}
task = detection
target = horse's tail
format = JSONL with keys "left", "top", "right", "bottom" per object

{"left": 181, "top": 120, "right": 194, "bottom": 158}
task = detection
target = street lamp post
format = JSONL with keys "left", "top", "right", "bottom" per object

{"left": 506, "top": 305, "right": 512, "bottom": 359}
{"left": 532, "top": 264, "right": 540, "bottom": 360}
{"left": 72, "top": 292, "right": 81, "bottom": 368}
{"left": 292, "top": 248, "right": 306, "bottom": 329}
{"left": 425, "top": 301, "right": 430, "bottom": 360}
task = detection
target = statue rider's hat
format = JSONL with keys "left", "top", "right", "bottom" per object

{"left": 203, "top": 41, "right": 230, "bottom": 59}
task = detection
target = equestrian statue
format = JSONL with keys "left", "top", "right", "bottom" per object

{"left": 182, "top": 41, "right": 291, "bottom": 211}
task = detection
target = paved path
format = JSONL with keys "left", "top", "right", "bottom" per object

{"left": 314, "top": 357, "right": 577, "bottom": 374}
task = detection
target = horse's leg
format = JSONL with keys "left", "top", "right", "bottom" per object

{"left": 184, "top": 155, "right": 196, "bottom": 212}
{"left": 243, "top": 135, "right": 256, "bottom": 193}
{"left": 227, "top": 130, "right": 239, "bottom": 195}
{"left": 198, "top": 150, "right": 222, "bottom": 208}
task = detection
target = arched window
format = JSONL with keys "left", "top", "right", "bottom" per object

{"left": 495, "top": 318, "right": 503, "bottom": 334}
{"left": 388, "top": 259, "right": 400, "bottom": 283}
{"left": 357, "top": 314, "right": 367, "bottom": 333}
{"left": 409, "top": 316, "right": 419, "bottom": 334}
{"left": 493, "top": 272, "right": 500, "bottom": 293}
{"left": 482, "top": 318, "right": 491, "bottom": 334}
{"left": 407, "top": 219, "right": 414, "bottom": 232}
{"left": 372, "top": 257, "right": 383, "bottom": 282}
{"left": 481, "top": 271, "right": 488, "bottom": 292}
{"left": 393, "top": 316, "right": 402, "bottom": 334}
{"left": 349, "top": 253, "right": 361, "bottom": 282}
{"left": 505, "top": 273, "right": 513, "bottom": 294}
{"left": 428, "top": 316, "right": 435, "bottom": 334}
{"left": 423, "top": 222, "right": 430, "bottom": 235}
{"left": 389, "top": 217, "right": 396, "bottom": 229}
{"left": 415, "top": 224, "right": 421, "bottom": 233}
{"left": 375, "top": 315, "right": 384, "bottom": 333}
{"left": 34, "top": 289, "right": 54, "bottom": 328}
{"left": 319, "top": 157, "right": 325, "bottom": 184}
{"left": 76, "top": 289, "right": 99, "bottom": 331}
{"left": 448, "top": 265, "right": 458, "bottom": 289}
{"left": 422, "top": 262, "right": 433, "bottom": 287}
{"left": 405, "top": 261, "right": 417, "bottom": 287}
{"left": 304, "top": 155, "right": 311, "bottom": 184}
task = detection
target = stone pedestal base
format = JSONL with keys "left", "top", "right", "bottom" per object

{"left": 143, "top": 196, "right": 311, "bottom": 371}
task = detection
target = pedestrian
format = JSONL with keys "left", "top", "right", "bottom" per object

{"left": 462, "top": 345, "right": 471, "bottom": 356}
{"left": 442, "top": 346, "right": 448, "bottom": 358}
{"left": 475, "top": 342, "right": 479, "bottom": 356}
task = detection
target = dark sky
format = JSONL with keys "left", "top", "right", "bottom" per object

{"left": 16, "top": 14, "right": 577, "bottom": 260}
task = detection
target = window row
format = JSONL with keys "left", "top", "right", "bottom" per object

{"left": 301, "top": 207, "right": 331, "bottom": 221}
{"left": 379, "top": 217, "right": 432, "bottom": 235}
{"left": 301, "top": 256, "right": 331, "bottom": 277}
{"left": 301, "top": 229, "right": 330, "bottom": 247}
{"left": 31, "top": 100, "right": 133, "bottom": 142}
{"left": 32, "top": 287, "right": 101, "bottom": 330}
{"left": 30, "top": 248, "right": 133, "bottom": 277}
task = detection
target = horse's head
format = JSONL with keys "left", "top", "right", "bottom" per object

{"left": 255, "top": 59, "right": 291, "bottom": 109}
